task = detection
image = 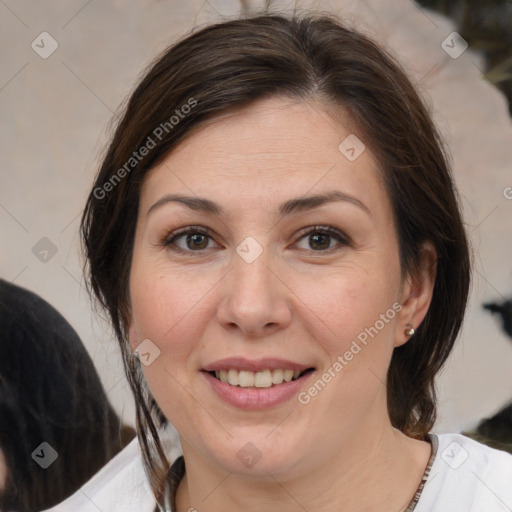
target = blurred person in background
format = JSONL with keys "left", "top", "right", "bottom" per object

{"left": 0, "top": 279, "right": 134, "bottom": 511}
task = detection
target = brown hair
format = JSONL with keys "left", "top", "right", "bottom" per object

{"left": 81, "top": 12, "right": 471, "bottom": 500}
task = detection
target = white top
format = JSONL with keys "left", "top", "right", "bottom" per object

{"left": 44, "top": 433, "right": 512, "bottom": 512}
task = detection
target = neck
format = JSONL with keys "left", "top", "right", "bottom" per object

{"left": 175, "top": 421, "right": 431, "bottom": 512}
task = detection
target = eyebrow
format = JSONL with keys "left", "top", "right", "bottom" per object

{"left": 147, "top": 191, "right": 371, "bottom": 218}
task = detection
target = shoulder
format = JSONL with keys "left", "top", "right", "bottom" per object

{"left": 42, "top": 436, "right": 156, "bottom": 512}
{"left": 416, "top": 432, "right": 512, "bottom": 512}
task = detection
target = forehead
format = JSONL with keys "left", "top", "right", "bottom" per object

{"left": 140, "top": 96, "right": 387, "bottom": 216}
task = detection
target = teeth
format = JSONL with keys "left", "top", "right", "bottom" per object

{"left": 213, "top": 368, "right": 306, "bottom": 388}
{"left": 272, "top": 369, "right": 283, "bottom": 384}
{"left": 254, "top": 370, "right": 272, "bottom": 388}
{"left": 283, "top": 369, "right": 293, "bottom": 382}
{"left": 227, "top": 369, "right": 239, "bottom": 386}
{"left": 238, "top": 371, "right": 255, "bottom": 387}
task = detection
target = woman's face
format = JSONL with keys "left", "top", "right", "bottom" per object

{"left": 129, "top": 96, "right": 420, "bottom": 477}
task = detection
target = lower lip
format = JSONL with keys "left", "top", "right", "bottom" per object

{"left": 202, "top": 371, "right": 313, "bottom": 410}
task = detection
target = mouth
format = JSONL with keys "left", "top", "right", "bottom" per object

{"left": 202, "top": 359, "right": 316, "bottom": 409}
{"left": 206, "top": 368, "right": 315, "bottom": 388}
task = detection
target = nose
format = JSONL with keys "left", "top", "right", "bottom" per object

{"left": 216, "top": 247, "right": 292, "bottom": 338}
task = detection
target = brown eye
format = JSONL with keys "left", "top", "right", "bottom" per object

{"left": 295, "top": 226, "right": 349, "bottom": 252}
{"left": 309, "top": 232, "right": 331, "bottom": 250}
{"left": 184, "top": 233, "right": 209, "bottom": 250}
{"left": 163, "top": 227, "right": 218, "bottom": 253}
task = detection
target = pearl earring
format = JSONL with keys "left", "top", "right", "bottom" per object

{"left": 404, "top": 323, "right": 415, "bottom": 336}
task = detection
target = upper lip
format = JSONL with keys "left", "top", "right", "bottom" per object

{"left": 202, "top": 357, "right": 313, "bottom": 373}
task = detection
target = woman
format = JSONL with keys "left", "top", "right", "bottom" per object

{"left": 47, "top": 12, "right": 512, "bottom": 512}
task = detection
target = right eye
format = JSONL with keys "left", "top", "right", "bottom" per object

{"left": 163, "top": 226, "right": 220, "bottom": 253}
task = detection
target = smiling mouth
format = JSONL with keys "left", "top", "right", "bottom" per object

{"left": 208, "top": 368, "right": 315, "bottom": 388}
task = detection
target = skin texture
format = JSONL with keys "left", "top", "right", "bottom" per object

{"left": 128, "top": 96, "right": 437, "bottom": 512}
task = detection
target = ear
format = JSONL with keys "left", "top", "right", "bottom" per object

{"left": 395, "top": 241, "right": 437, "bottom": 347}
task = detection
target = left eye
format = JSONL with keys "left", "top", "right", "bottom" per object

{"left": 295, "top": 227, "right": 348, "bottom": 251}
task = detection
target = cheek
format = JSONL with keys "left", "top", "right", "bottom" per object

{"left": 128, "top": 261, "right": 221, "bottom": 394}
{"left": 130, "top": 256, "right": 209, "bottom": 341}
{"left": 293, "top": 265, "right": 400, "bottom": 366}
{"left": 129, "top": 268, "right": 206, "bottom": 423}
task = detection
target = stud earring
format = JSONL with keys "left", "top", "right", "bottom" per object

{"left": 404, "top": 323, "right": 415, "bottom": 336}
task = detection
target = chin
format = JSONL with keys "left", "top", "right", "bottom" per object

{"left": 201, "top": 431, "right": 309, "bottom": 478}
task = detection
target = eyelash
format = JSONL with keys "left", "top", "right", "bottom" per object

{"left": 162, "top": 225, "right": 350, "bottom": 254}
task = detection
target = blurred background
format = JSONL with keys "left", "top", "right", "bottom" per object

{"left": 1, "top": 0, "right": 511, "bottom": 446}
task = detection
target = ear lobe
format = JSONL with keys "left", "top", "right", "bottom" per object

{"left": 395, "top": 241, "right": 437, "bottom": 347}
